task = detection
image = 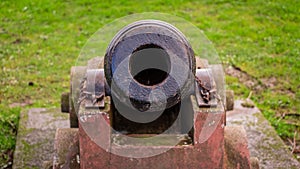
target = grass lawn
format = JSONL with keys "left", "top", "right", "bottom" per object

{"left": 0, "top": 0, "right": 299, "bottom": 167}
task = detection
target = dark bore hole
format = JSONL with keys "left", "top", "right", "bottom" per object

{"left": 130, "top": 44, "right": 171, "bottom": 86}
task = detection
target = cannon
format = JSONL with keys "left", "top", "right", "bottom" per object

{"left": 56, "top": 20, "right": 257, "bottom": 169}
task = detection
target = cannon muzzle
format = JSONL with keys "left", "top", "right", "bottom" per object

{"left": 104, "top": 20, "right": 196, "bottom": 112}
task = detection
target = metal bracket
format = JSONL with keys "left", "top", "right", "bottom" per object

{"left": 85, "top": 69, "right": 105, "bottom": 109}
{"left": 195, "top": 68, "right": 218, "bottom": 108}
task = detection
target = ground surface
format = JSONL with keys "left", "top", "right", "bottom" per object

{"left": 0, "top": 0, "right": 299, "bottom": 167}
{"left": 13, "top": 102, "right": 299, "bottom": 168}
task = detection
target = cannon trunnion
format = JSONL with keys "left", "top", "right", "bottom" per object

{"left": 58, "top": 20, "right": 255, "bottom": 169}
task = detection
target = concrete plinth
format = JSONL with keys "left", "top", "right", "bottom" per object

{"left": 13, "top": 108, "right": 69, "bottom": 169}
{"left": 13, "top": 100, "right": 300, "bottom": 168}
{"left": 227, "top": 100, "right": 300, "bottom": 169}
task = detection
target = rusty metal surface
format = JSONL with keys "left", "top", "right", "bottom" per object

{"left": 111, "top": 134, "right": 192, "bottom": 146}
{"left": 70, "top": 66, "right": 87, "bottom": 128}
{"left": 84, "top": 69, "right": 105, "bottom": 109}
{"left": 224, "top": 126, "right": 251, "bottom": 169}
{"left": 78, "top": 112, "right": 111, "bottom": 168}
{"left": 195, "top": 68, "right": 218, "bottom": 107}
{"left": 77, "top": 96, "right": 229, "bottom": 169}
{"left": 53, "top": 128, "right": 80, "bottom": 169}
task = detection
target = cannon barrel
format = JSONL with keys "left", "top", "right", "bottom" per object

{"left": 104, "top": 20, "right": 196, "bottom": 111}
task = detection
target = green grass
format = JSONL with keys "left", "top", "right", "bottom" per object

{"left": 0, "top": 0, "right": 299, "bottom": 166}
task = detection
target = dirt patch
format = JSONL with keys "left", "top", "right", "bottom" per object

{"left": 9, "top": 99, "right": 32, "bottom": 108}
{"left": 225, "top": 65, "right": 295, "bottom": 97}
{"left": 11, "top": 39, "right": 22, "bottom": 44}
{"left": 261, "top": 77, "right": 277, "bottom": 88}
{"left": 225, "top": 65, "right": 265, "bottom": 92}
{"left": 0, "top": 149, "right": 13, "bottom": 169}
